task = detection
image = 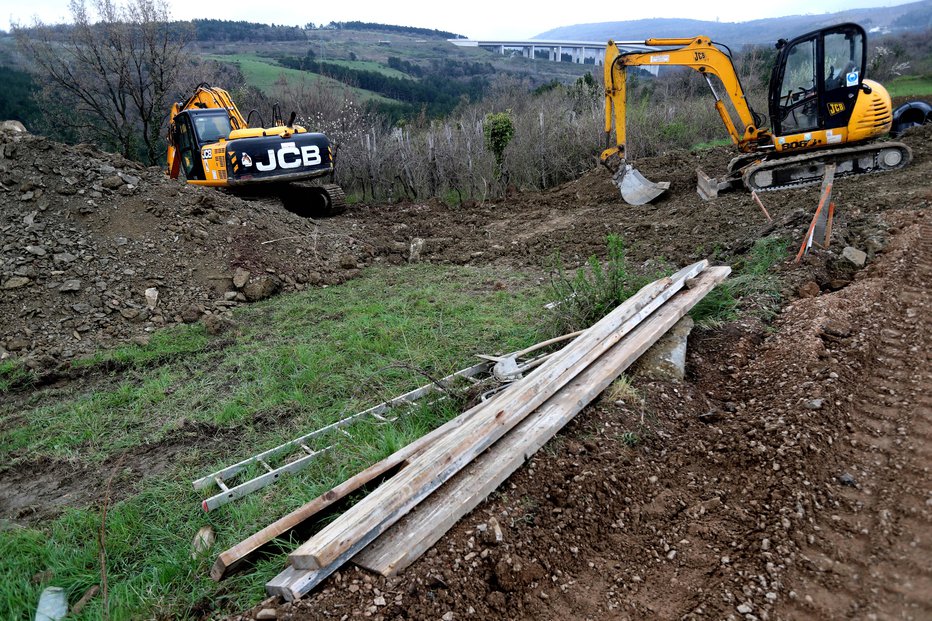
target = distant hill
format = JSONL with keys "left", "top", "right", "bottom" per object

{"left": 535, "top": 0, "right": 932, "bottom": 44}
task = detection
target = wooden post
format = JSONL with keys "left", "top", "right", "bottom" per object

{"left": 795, "top": 163, "right": 836, "bottom": 263}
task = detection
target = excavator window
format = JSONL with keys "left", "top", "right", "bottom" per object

{"left": 193, "top": 112, "right": 233, "bottom": 144}
{"left": 777, "top": 38, "right": 818, "bottom": 134}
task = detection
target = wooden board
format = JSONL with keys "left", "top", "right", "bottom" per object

{"left": 267, "top": 262, "right": 716, "bottom": 600}
{"left": 210, "top": 388, "right": 501, "bottom": 580}
{"left": 288, "top": 261, "right": 705, "bottom": 572}
{"left": 352, "top": 265, "right": 731, "bottom": 576}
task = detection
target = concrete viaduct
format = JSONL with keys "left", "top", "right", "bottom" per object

{"left": 447, "top": 39, "right": 660, "bottom": 75}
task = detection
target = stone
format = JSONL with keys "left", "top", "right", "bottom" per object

{"left": 53, "top": 253, "right": 77, "bottom": 264}
{"left": 58, "top": 279, "right": 82, "bottom": 292}
{"left": 232, "top": 267, "right": 251, "bottom": 289}
{"left": 484, "top": 516, "right": 504, "bottom": 545}
{"left": 26, "top": 245, "right": 47, "bottom": 256}
{"left": 408, "top": 237, "right": 426, "bottom": 263}
{"left": 797, "top": 281, "right": 820, "bottom": 298}
{"left": 6, "top": 338, "right": 29, "bottom": 351}
{"left": 2, "top": 276, "right": 31, "bottom": 289}
{"left": 631, "top": 315, "right": 694, "bottom": 380}
{"left": 203, "top": 314, "right": 235, "bottom": 336}
{"left": 224, "top": 291, "right": 238, "bottom": 301}
{"left": 838, "top": 472, "right": 857, "bottom": 487}
{"left": 737, "top": 603, "right": 753, "bottom": 614}
{"left": 842, "top": 246, "right": 867, "bottom": 267}
{"left": 101, "top": 175, "right": 124, "bottom": 190}
{"left": 145, "top": 287, "right": 159, "bottom": 309}
{"left": 34, "top": 586, "right": 67, "bottom": 621}
{"left": 181, "top": 305, "right": 204, "bottom": 324}
{"left": 255, "top": 608, "right": 277, "bottom": 620}
{"left": 805, "top": 398, "right": 824, "bottom": 410}
{"left": 0, "top": 120, "right": 27, "bottom": 133}
{"left": 242, "top": 275, "right": 281, "bottom": 302}
{"left": 191, "top": 525, "right": 215, "bottom": 558}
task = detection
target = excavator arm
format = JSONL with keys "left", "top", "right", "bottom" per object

{"left": 602, "top": 37, "right": 770, "bottom": 164}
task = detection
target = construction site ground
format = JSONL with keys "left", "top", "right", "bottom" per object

{"left": 1, "top": 123, "right": 929, "bottom": 620}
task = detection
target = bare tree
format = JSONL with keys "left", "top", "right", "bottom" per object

{"left": 14, "top": 0, "right": 189, "bottom": 164}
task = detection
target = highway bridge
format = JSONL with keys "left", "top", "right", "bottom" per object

{"left": 447, "top": 39, "right": 660, "bottom": 74}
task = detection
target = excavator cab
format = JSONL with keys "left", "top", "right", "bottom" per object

{"left": 769, "top": 23, "right": 866, "bottom": 137}
{"left": 171, "top": 109, "right": 234, "bottom": 181}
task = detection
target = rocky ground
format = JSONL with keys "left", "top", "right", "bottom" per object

{"left": 1, "top": 121, "right": 929, "bottom": 620}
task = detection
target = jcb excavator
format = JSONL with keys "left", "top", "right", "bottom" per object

{"left": 602, "top": 23, "right": 912, "bottom": 204}
{"left": 167, "top": 84, "right": 345, "bottom": 215}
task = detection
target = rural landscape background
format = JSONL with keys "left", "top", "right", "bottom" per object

{"left": 1, "top": 0, "right": 930, "bottom": 619}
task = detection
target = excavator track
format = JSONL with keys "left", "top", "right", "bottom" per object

{"left": 742, "top": 142, "right": 912, "bottom": 193}
{"left": 279, "top": 182, "right": 346, "bottom": 217}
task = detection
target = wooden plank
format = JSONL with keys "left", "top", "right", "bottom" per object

{"left": 209, "top": 388, "right": 502, "bottom": 581}
{"left": 278, "top": 262, "right": 707, "bottom": 578}
{"left": 268, "top": 265, "right": 728, "bottom": 599}
{"left": 353, "top": 265, "right": 731, "bottom": 576}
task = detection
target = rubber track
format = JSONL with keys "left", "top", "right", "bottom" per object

{"left": 742, "top": 142, "right": 913, "bottom": 193}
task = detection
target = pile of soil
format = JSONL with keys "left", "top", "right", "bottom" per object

{"left": 0, "top": 126, "right": 370, "bottom": 365}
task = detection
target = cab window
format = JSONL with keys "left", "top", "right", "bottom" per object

{"left": 824, "top": 30, "right": 863, "bottom": 91}
{"left": 193, "top": 114, "right": 232, "bottom": 143}
{"left": 777, "top": 37, "right": 818, "bottom": 134}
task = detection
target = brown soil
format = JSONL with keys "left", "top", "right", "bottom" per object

{"left": 2, "top": 122, "right": 929, "bottom": 619}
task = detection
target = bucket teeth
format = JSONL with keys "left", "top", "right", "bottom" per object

{"left": 614, "top": 164, "right": 670, "bottom": 205}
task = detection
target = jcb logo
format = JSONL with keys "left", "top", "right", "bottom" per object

{"left": 827, "top": 102, "right": 845, "bottom": 116}
{"left": 693, "top": 51, "right": 706, "bottom": 62}
{"left": 253, "top": 142, "right": 321, "bottom": 172}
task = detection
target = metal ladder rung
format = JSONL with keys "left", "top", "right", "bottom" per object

{"left": 257, "top": 458, "right": 274, "bottom": 473}
{"left": 214, "top": 476, "right": 230, "bottom": 493}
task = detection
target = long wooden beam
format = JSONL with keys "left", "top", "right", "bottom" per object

{"left": 353, "top": 265, "right": 731, "bottom": 576}
{"left": 269, "top": 262, "right": 709, "bottom": 598}
{"left": 209, "top": 387, "right": 504, "bottom": 580}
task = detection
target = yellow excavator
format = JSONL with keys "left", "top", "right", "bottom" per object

{"left": 602, "top": 23, "right": 912, "bottom": 204}
{"left": 167, "top": 84, "right": 345, "bottom": 215}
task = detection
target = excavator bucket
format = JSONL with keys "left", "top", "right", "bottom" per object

{"left": 612, "top": 163, "right": 670, "bottom": 205}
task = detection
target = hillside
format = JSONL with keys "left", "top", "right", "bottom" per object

{"left": 536, "top": 0, "right": 932, "bottom": 43}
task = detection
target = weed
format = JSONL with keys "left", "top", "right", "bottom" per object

{"left": 548, "top": 234, "right": 667, "bottom": 334}
{"left": 621, "top": 431, "right": 640, "bottom": 447}
{"left": 691, "top": 236, "right": 787, "bottom": 328}
{"left": 0, "top": 360, "right": 35, "bottom": 393}
{"left": 606, "top": 374, "right": 641, "bottom": 404}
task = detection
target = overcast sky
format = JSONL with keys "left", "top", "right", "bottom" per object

{"left": 2, "top": 0, "right": 921, "bottom": 38}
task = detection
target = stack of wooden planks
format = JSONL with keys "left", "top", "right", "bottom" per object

{"left": 212, "top": 260, "right": 730, "bottom": 601}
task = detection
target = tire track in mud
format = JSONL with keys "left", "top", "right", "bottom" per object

{"left": 779, "top": 222, "right": 931, "bottom": 620}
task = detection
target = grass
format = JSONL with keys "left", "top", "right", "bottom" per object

{"left": 321, "top": 59, "right": 412, "bottom": 80}
{"left": 201, "top": 54, "right": 398, "bottom": 104}
{"left": 886, "top": 74, "right": 932, "bottom": 97}
{"left": 689, "top": 236, "right": 787, "bottom": 328}
{"left": 0, "top": 263, "right": 548, "bottom": 619}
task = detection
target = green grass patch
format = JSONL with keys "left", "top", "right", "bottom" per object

{"left": 0, "top": 263, "right": 547, "bottom": 619}
{"left": 689, "top": 236, "right": 787, "bottom": 327}
{"left": 547, "top": 234, "right": 667, "bottom": 334}
{"left": 0, "top": 359, "right": 35, "bottom": 393}
{"left": 321, "top": 59, "right": 412, "bottom": 80}
{"left": 887, "top": 74, "right": 932, "bottom": 97}
{"left": 691, "top": 137, "right": 732, "bottom": 151}
{"left": 201, "top": 54, "right": 397, "bottom": 104}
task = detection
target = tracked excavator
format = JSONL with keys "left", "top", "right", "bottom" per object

{"left": 602, "top": 23, "right": 914, "bottom": 205}
{"left": 167, "top": 84, "right": 345, "bottom": 215}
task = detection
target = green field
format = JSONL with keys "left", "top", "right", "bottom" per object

{"left": 887, "top": 74, "right": 932, "bottom": 97}
{"left": 322, "top": 59, "right": 413, "bottom": 79}
{"left": 202, "top": 53, "right": 399, "bottom": 104}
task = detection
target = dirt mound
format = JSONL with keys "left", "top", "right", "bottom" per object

{"left": 0, "top": 128, "right": 370, "bottom": 366}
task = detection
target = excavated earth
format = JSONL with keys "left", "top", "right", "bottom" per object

{"left": 1, "top": 122, "right": 929, "bottom": 620}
